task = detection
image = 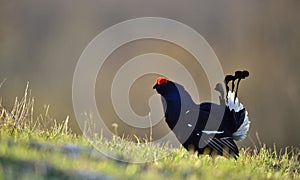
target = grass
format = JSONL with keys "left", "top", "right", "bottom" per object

{"left": 0, "top": 84, "right": 299, "bottom": 179}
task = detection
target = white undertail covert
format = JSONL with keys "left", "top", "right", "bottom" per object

{"left": 226, "top": 91, "right": 250, "bottom": 141}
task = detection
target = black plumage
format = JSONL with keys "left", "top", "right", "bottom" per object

{"left": 153, "top": 71, "right": 250, "bottom": 158}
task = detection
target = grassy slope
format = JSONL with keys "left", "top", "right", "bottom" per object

{"left": 0, "top": 86, "right": 299, "bottom": 179}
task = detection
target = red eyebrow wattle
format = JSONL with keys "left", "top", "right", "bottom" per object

{"left": 156, "top": 77, "right": 168, "bottom": 85}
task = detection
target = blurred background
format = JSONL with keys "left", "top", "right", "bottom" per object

{"left": 1, "top": 1, "right": 299, "bottom": 149}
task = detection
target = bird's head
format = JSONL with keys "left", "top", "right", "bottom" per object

{"left": 153, "top": 77, "right": 171, "bottom": 95}
{"left": 153, "top": 77, "right": 183, "bottom": 101}
{"left": 153, "top": 77, "right": 196, "bottom": 106}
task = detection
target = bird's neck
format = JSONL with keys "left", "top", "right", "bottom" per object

{"left": 164, "top": 99, "right": 181, "bottom": 130}
{"left": 162, "top": 86, "right": 197, "bottom": 129}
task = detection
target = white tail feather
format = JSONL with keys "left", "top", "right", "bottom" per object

{"left": 233, "top": 111, "right": 250, "bottom": 141}
{"left": 226, "top": 91, "right": 250, "bottom": 141}
{"left": 226, "top": 91, "right": 244, "bottom": 112}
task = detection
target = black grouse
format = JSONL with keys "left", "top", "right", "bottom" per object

{"left": 153, "top": 70, "right": 250, "bottom": 158}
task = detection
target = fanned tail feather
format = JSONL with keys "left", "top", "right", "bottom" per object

{"left": 232, "top": 111, "right": 250, "bottom": 141}
{"left": 226, "top": 90, "right": 250, "bottom": 141}
{"left": 226, "top": 91, "right": 244, "bottom": 112}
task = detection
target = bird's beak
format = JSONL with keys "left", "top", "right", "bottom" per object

{"left": 153, "top": 84, "right": 158, "bottom": 89}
